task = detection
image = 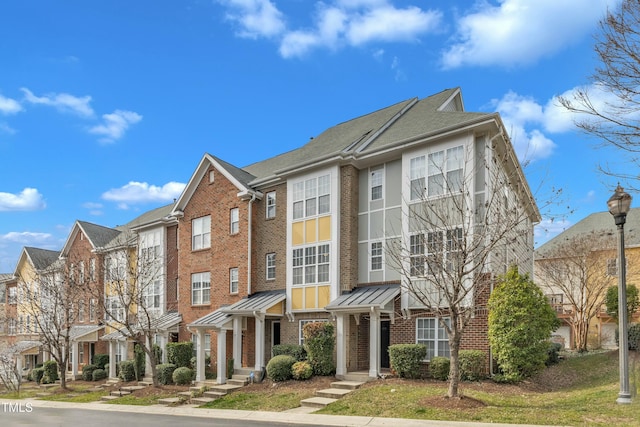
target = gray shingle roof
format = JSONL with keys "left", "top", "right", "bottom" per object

{"left": 535, "top": 207, "right": 640, "bottom": 258}
{"left": 77, "top": 221, "right": 122, "bottom": 249}
{"left": 124, "top": 202, "right": 176, "bottom": 230}
{"left": 325, "top": 284, "right": 400, "bottom": 312}
{"left": 66, "top": 324, "right": 104, "bottom": 341}
{"left": 212, "top": 155, "right": 257, "bottom": 189}
{"left": 220, "top": 290, "right": 286, "bottom": 315}
{"left": 24, "top": 247, "right": 60, "bottom": 270}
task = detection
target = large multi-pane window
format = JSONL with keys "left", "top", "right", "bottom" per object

{"left": 230, "top": 208, "right": 239, "bottom": 234}
{"left": 293, "top": 174, "right": 330, "bottom": 220}
{"left": 410, "top": 234, "right": 425, "bottom": 276}
{"left": 410, "top": 228, "right": 462, "bottom": 276}
{"left": 8, "top": 318, "right": 16, "bottom": 335}
{"left": 8, "top": 287, "right": 17, "bottom": 304}
{"left": 410, "top": 146, "right": 464, "bottom": 200}
{"left": 371, "top": 242, "right": 383, "bottom": 271}
{"left": 266, "top": 253, "right": 276, "bottom": 280}
{"left": 192, "top": 216, "right": 211, "bottom": 250}
{"left": 266, "top": 191, "right": 276, "bottom": 219}
{"left": 230, "top": 268, "right": 239, "bottom": 294}
{"left": 89, "top": 298, "right": 96, "bottom": 322}
{"left": 416, "top": 318, "right": 450, "bottom": 360}
{"left": 78, "top": 300, "right": 85, "bottom": 322}
{"left": 106, "top": 296, "right": 125, "bottom": 323}
{"left": 292, "top": 244, "right": 330, "bottom": 285}
{"left": 191, "top": 272, "right": 211, "bottom": 305}
{"left": 370, "top": 167, "right": 383, "bottom": 200}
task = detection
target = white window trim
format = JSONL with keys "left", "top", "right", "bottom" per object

{"left": 191, "top": 272, "right": 211, "bottom": 305}
{"left": 370, "top": 241, "right": 383, "bottom": 271}
{"left": 299, "top": 319, "right": 325, "bottom": 345}
{"left": 192, "top": 216, "right": 211, "bottom": 250}
{"left": 292, "top": 243, "right": 330, "bottom": 285}
{"left": 266, "top": 253, "right": 276, "bottom": 281}
{"left": 230, "top": 268, "right": 239, "bottom": 294}
{"left": 266, "top": 191, "right": 276, "bottom": 219}
{"left": 370, "top": 167, "right": 384, "bottom": 201}
{"left": 416, "top": 317, "right": 450, "bottom": 361}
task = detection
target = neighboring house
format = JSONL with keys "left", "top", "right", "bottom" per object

{"left": 180, "top": 87, "right": 538, "bottom": 383}
{"left": 535, "top": 207, "right": 640, "bottom": 350}
{"left": 0, "top": 273, "right": 15, "bottom": 348}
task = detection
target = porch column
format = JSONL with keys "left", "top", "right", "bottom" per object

{"left": 144, "top": 335, "right": 152, "bottom": 378}
{"left": 108, "top": 341, "right": 116, "bottom": 378}
{"left": 16, "top": 354, "right": 23, "bottom": 373}
{"left": 369, "top": 308, "right": 380, "bottom": 378}
{"left": 335, "top": 313, "right": 347, "bottom": 377}
{"left": 216, "top": 329, "right": 227, "bottom": 385}
{"left": 195, "top": 329, "right": 205, "bottom": 382}
{"left": 71, "top": 340, "right": 79, "bottom": 379}
{"left": 254, "top": 313, "right": 265, "bottom": 372}
{"left": 233, "top": 317, "right": 242, "bottom": 370}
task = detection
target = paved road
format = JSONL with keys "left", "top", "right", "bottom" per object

{"left": 0, "top": 399, "right": 558, "bottom": 427}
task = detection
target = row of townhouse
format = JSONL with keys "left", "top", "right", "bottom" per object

{"left": 0, "top": 87, "right": 540, "bottom": 383}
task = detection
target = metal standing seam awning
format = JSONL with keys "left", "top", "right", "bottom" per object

{"left": 325, "top": 284, "right": 400, "bottom": 318}
{"left": 65, "top": 324, "right": 105, "bottom": 342}
{"left": 3, "top": 340, "right": 41, "bottom": 356}
{"left": 143, "top": 310, "right": 182, "bottom": 332}
{"left": 220, "top": 290, "right": 286, "bottom": 317}
{"left": 188, "top": 307, "right": 233, "bottom": 331}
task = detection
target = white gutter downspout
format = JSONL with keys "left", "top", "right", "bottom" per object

{"left": 247, "top": 193, "right": 257, "bottom": 295}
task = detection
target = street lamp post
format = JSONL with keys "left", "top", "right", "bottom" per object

{"left": 607, "top": 184, "right": 633, "bottom": 404}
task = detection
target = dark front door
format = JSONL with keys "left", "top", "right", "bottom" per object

{"left": 380, "top": 320, "right": 391, "bottom": 368}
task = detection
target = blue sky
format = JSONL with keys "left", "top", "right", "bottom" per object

{"left": 0, "top": 0, "right": 628, "bottom": 272}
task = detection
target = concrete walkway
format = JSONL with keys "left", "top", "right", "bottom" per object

{"left": 2, "top": 398, "right": 562, "bottom": 427}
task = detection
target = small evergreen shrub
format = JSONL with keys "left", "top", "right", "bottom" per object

{"left": 291, "top": 361, "right": 313, "bottom": 380}
{"left": 134, "top": 344, "right": 145, "bottom": 380}
{"left": 92, "top": 369, "right": 107, "bottom": 381}
{"left": 31, "top": 367, "right": 45, "bottom": 384}
{"left": 388, "top": 344, "right": 427, "bottom": 379}
{"left": 82, "top": 364, "right": 98, "bottom": 381}
{"left": 459, "top": 350, "right": 487, "bottom": 381}
{"left": 42, "top": 360, "right": 58, "bottom": 384}
{"left": 303, "top": 322, "right": 335, "bottom": 376}
{"left": 167, "top": 342, "right": 193, "bottom": 368}
{"left": 153, "top": 344, "right": 163, "bottom": 364}
{"left": 172, "top": 366, "right": 194, "bottom": 385}
{"left": 628, "top": 323, "right": 640, "bottom": 350}
{"left": 227, "top": 358, "right": 234, "bottom": 380}
{"left": 156, "top": 363, "right": 176, "bottom": 385}
{"left": 266, "top": 355, "right": 296, "bottom": 382}
{"left": 272, "top": 344, "right": 307, "bottom": 361}
{"left": 119, "top": 360, "right": 136, "bottom": 382}
{"left": 429, "top": 357, "right": 450, "bottom": 381}
{"left": 545, "top": 342, "right": 563, "bottom": 366}
{"left": 92, "top": 354, "right": 109, "bottom": 370}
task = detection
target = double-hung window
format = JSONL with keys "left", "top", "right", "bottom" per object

{"left": 371, "top": 242, "right": 383, "bottom": 271}
{"left": 230, "top": 268, "right": 239, "bottom": 294}
{"left": 371, "top": 167, "right": 383, "bottom": 200}
{"left": 230, "top": 208, "right": 239, "bottom": 234}
{"left": 191, "top": 272, "right": 211, "bottom": 305}
{"left": 292, "top": 244, "right": 330, "bottom": 285}
{"left": 410, "top": 146, "right": 464, "bottom": 200}
{"left": 293, "top": 174, "right": 330, "bottom": 220}
{"left": 266, "top": 253, "right": 276, "bottom": 280}
{"left": 192, "top": 216, "right": 211, "bottom": 250}
{"left": 416, "top": 318, "right": 450, "bottom": 360}
{"left": 106, "top": 296, "right": 125, "bottom": 323}
{"left": 266, "top": 192, "right": 276, "bottom": 219}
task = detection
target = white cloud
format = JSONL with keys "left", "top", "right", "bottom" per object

{"left": 0, "top": 94, "right": 23, "bottom": 115}
{"left": 20, "top": 87, "right": 94, "bottom": 118}
{"left": 82, "top": 202, "right": 104, "bottom": 216}
{"left": 221, "top": 0, "right": 286, "bottom": 39}
{"left": 0, "top": 231, "right": 54, "bottom": 244}
{"left": 0, "top": 122, "right": 17, "bottom": 135}
{"left": 102, "top": 181, "right": 186, "bottom": 204}
{"left": 534, "top": 217, "right": 572, "bottom": 246}
{"left": 88, "top": 110, "right": 142, "bottom": 143}
{"left": 441, "top": 0, "right": 621, "bottom": 69}
{"left": 0, "top": 188, "right": 46, "bottom": 211}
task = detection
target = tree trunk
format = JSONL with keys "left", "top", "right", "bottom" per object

{"left": 447, "top": 329, "right": 462, "bottom": 398}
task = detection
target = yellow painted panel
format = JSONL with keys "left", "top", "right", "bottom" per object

{"left": 317, "top": 285, "right": 331, "bottom": 308}
{"left": 305, "top": 219, "right": 317, "bottom": 244}
{"left": 266, "top": 301, "right": 284, "bottom": 315}
{"left": 305, "top": 286, "right": 317, "bottom": 309}
{"left": 318, "top": 216, "right": 331, "bottom": 241}
{"left": 292, "top": 222, "right": 304, "bottom": 246}
{"left": 291, "top": 288, "right": 303, "bottom": 310}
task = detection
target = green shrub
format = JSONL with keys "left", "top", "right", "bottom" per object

{"left": 42, "top": 360, "right": 58, "bottom": 384}
{"left": 459, "top": 350, "right": 487, "bottom": 381}
{"left": 153, "top": 344, "right": 163, "bottom": 365}
{"left": 134, "top": 344, "right": 145, "bottom": 380}
{"left": 31, "top": 367, "right": 45, "bottom": 384}
{"left": 291, "top": 361, "right": 313, "bottom": 380}
{"left": 628, "top": 323, "right": 640, "bottom": 350}
{"left": 92, "top": 354, "right": 109, "bottom": 370}
{"left": 272, "top": 344, "right": 307, "bottom": 361}
{"left": 166, "top": 342, "right": 193, "bottom": 368}
{"left": 119, "top": 360, "right": 136, "bottom": 382}
{"left": 92, "top": 368, "right": 107, "bottom": 381}
{"left": 156, "top": 363, "right": 176, "bottom": 385}
{"left": 429, "top": 357, "right": 450, "bottom": 381}
{"left": 227, "top": 358, "right": 234, "bottom": 379}
{"left": 266, "top": 355, "right": 296, "bottom": 382}
{"left": 303, "top": 322, "right": 335, "bottom": 376}
{"left": 546, "top": 342, "right": 563, "bottom": 366}
{"left": 172, "top": 366, "right": 194, "bottom": 385}
{"left": 82, "top": 364, "right": 98, "bottom": 381}
{"left": 388, "top": 344, "right": 426, "bottom": 379}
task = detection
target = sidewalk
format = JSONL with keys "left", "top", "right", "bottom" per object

{"left": 5, "top": 398, "right": 561, "bottom": 427}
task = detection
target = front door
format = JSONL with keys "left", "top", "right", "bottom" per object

{"left": 380, "top": 320, "right": 391, "bottom": 369}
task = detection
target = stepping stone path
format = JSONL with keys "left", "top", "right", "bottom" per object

{"left": 298, "top": 381, "right": 364, "bottom": 410}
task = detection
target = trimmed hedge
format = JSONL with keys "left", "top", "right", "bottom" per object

{"left": 31, "top": 367, "right": 45, "bottom": 384}
{"left": 167, "top": 342, "right": 193, "bottom": 368}
{"left": 92, "top": 354, "right": 109, "bottom": 370}
{"left": 172, "top": 367, "right": 194, "bottom": 385}
{"left": 272, "top": 344, "right": 306, "bottom": 361}
{"left": 388, "top": 344, "right": 426, "bottom": 379}
{"left": 82, "top": 364, "right": 98, "bottom": 381}
{"left": 459, "top": 350, "right": 487, "bottom": 381}
{"left": 157, "top": 363, "right": 176, "bottom": 385}
{"left": 42, "top": 360, "right": 58, "bottom": 384}
{"left": 119, "top": 360, "right": 136, "bottom": 382}
{"left": 92, "top": 368, "right": 107, "bottom": 381}
{"left": 303, "top": 322, "right": 335, "bottom": 376}
{"left": 291, "top": 361, "right": 313, "bottom": 380}
{"left": 266, "top": 355, "right": 296, "bottom": 382}
{"left": 429, "top": 357, "right": 450, "bottom": 381}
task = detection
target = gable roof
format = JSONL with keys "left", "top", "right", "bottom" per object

{"left": 14, "top": 246, "right": 60, "bottom": 276}
{"left": 125, "top": 202, "right": 177, "bottom": 230}
{"left": 535, "top": 207, "right": 640, "bottom": 258}
{"left": 59, "top": 220, "right": 122, "bottom": 258}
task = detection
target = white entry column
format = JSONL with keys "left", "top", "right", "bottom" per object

{"left": 216, "top": 329, "right": 227, "bottom": 385}
{"left": 195, "top": 329, "right": 206, "bottom": 382}
{"left": 254, "top": 314, "right": 265, "bottom": 372}
{"left": 335, "top": 313, "right": 347, "bottom": 377}
{"left": 369, "top": 308, "right": 380, "bottom": 378}
{"left": 108, "top": 341, "right": 116, "bottom": 378}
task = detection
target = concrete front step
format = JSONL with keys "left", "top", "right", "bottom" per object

{"left": 227, "top": 378, "right": 248, "bottom": 386}
{"left": 300, "top": 397, "right": 338, "bottom": 408}
{"left": 157, "top": 397, "right": 183, "bottom": 405}
{"left": 110, "top": 390, "right": 131, "bottom": 397}
{"left": 315, "top": 388, "right": 353, "bottom": 399}
{"left": 101, "top": 395, "right": 121, "bottom": 402}
{"left": 330, "top": 381, "right": 364, "bottom": 390}
{"left": 191, "top": 396, "right": 217, "bottom": 405}
{"left": 121, "top": 385, "right": 146, "bottom": 392}
{"left": 177, "top": 391, "right": 193, "bottom": 398}
{"left": 338, "top": 372, "right": 372, "bottom": 382}
{"left": 137, "top": 380, "right": 153, "bottom": 386}
{"left": 210, "top": 383, "right": 243, "bottom": 393}
{"left": 204, "top": 390, "right": 227, "bottom": 399}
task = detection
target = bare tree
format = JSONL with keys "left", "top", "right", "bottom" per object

{"left": 95, "top": 231, "right": 166, "bottom": 387}
{"left": 0, "top": 344, "right": 22, "bottom": 393}
{"left": 534, "top": 232, "right": 630, "bottom": 351}
{"left": 559, "top": 0, "right": 640, "bottom": 190}
{"left": 388, "top": 139, "right": 556, "bottom": 398}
